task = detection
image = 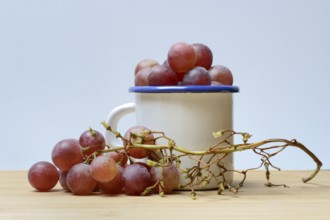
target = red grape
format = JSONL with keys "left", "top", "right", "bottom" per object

{"left": 163, "top": 58, "right": 187, "bottom": 81}
{"left": 135, "top": 67, "right": 152, "bottom": 86}
{"left": 106, "top": 151, "right": 128, "bottom": 167}
{"left": 66, "top": 163, "right": 97, "bottom": 195}
{"left": 122, "top": 163, "right": 151, "bottom": 195}
{"left": 79, "top": 129, "right": 106, "bottom": 156}
{"left": 148, "top": 64, "right": 179, "bottom": 86}
{"left": 51, "top": 139, "right": 84, "bottom": 171}
{"left": 176, "top": 72, "right": 187, "bottom": 82}
{"left": 98, "top": 165, "right": 124, "bottom": 194}
{"left": 150, "top": 164, "right": 180, "bottom": 194}
{"left": 167, "top": 42, "right": 196, "bottom": 73}
{"left": 209, "top": 65, "right": 234, "bottom": 85}
{"left": 211, "top": 80, "right": 224, "bottom": 85}
{"left": 182, "top": 66, "right": 211, "bottom": 85}
{"left": 59, "top": 170, "right": 69, "bottom": 191}
{"left": 124, "top": 125, "right": 155, "bottom": 159}
{"left": 90, "top": 154, "right": 118, "bottom": 182}
{"left": 126, "top": 147, "right": 148, "bottom": 159}
{"left": 134, "top": 161, "right": 152, "bottom": 171}
{"left": 192, "top": 43, "right": 213, "bottom": 69}
{"left": 28, "top": 161, "right": 59, "bottom": 192}
{"left": 134, "top": 59, "right": 159, "bottom": 75}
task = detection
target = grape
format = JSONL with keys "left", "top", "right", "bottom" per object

{"left": 192, "top": 43, "right": 213, "bottom": 69}
{"left": 182, "top": 66, "right": 211, "bottom": 85}
{"left": 135, "top": 67, "right": 152, "bottom": 86}
{"left": 150, "top": 164, "right": 180, "bottom": 194}
{"left": 79, "top": 129, "right": 106, "bottom": 156}
{"left": 134, "top": 59, "right": 159, "bottom": 75}
{"left": 98, "top": 165, "right": 124, "bottom": 194}
{"left": 90, "top": 154, "right": 118, "bottom": 182}
{"left": 211, "top": 80, "right": 224, "bottom": 86}
{"left": 126, "top": 147, "right": 148, "bottom": 159}
{"left": 134, "top": 161, "right": 152, "bottom": 171}
{"left": 59, "top": 170, "right": 69, "bottom": 191}
{"left": 148, "top": 64, "right": 179, "bottom": 86}
{"left": 124, "top": 125, "right": 155, "bottom": 159}
{"left": 163, "top": 59, "right": 188, "bottom": 81}
{"left": 209, "top": 65, "right": 234, "bottom": 85}
{"left": 28, "top": 161, "right": 59, "bottom": 192}
{"left": 175, "top": 71, "right": 187, "bottom": 82}
{"left": 66, "top": 163, "right": 97, "bottom": 195}
{"left": 51, "top": 139, "right": 84, "bottom": 171}
{"left": 167, "top": 42, "right": 196, "bottom": 73}
{"left": 106, "top": 151, "right": 128, "bottom": 167}
{"left": 122, "top": 163, "right": 151, "bottom": 195}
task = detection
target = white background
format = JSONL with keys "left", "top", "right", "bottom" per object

{"left": 1, "top": 0, "right": 329, "bottom": 171}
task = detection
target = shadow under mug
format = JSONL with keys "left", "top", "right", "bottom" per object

{"left": 105, "top": 85, "right": 239, "bottom": 190}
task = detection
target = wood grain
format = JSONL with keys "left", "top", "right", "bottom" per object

{"left": 1, "top": 170, "right": 329, "bottom": 220}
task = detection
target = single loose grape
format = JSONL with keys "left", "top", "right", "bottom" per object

{"left": 209, "top": 65, "right": 234, "bottom": 85}
{"left": 66, "top": 163, "right": 97, "bottom": 195}
{"left": 182, "top": 66, "right": 211, "bottom": 85}
{"left": 122, "top": 164, "right": 151, "bottom": 195}
{"left": 167, "top": 42, "right": 196, "bottom": 73}
{"left": 98, "top": 165, "right": 124, "bottom": 194}
{"left": 79, "top": 129, "right": 106, "bottom": 156}
{"left": 59, "top": 170, "right": 69, "bottom": 191}
{"left": 106, "top": 151, "right": 129, "bottom": 167}
{"left": 192, "top": 43, "right": 213, "bottom": 69}
{"left": 134, "top": 59, "right": 159, "bottom": 75}
{"left": 135, "top": 67, "right": 152, "bottom": 86}
{"left": 124, "top": 126, "right": 155, "bottom": 159}
{"left": 28, "top": 161, "right": 59, "bottom": 192}
{"left": 150, "top": 164, "right": 180, "bottom": 194}
{"left": 148, "top": 64, "right": 179, "bottom": 86}
{"left": 90, "top": 154, "right": 118, "bottom": 183}
{"left": 51, "top": 139, "right": 84, "bottom": 171}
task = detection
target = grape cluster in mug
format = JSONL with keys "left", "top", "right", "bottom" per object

{"left": 134, "top": 42, "right": 234, "bottom": 86}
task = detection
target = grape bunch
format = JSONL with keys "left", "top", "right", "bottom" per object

{"left": 27, "top": 126, "right": 323, "bottom": 198}
{"left": 28, "top": 126, "right": 180, "bottom": 196}
{"left": 134, "top": 42, "right": 234, "bottom": 86}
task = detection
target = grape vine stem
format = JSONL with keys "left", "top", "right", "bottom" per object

{"left": 100, "top": 121, "right": 322, "bottom": 196}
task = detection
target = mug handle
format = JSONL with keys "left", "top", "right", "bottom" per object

{"left": 105, "top": 102, "right": 136, "bottom": 147}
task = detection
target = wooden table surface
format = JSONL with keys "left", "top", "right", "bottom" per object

{"left": 1, "top": 170, "right": 329, "bottom": 220}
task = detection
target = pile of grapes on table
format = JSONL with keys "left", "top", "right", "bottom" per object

{"left": 28, "top": 42, "right": 234, "bottom": 196}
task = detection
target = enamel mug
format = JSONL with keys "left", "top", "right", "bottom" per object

{"left": 105, "top": 85, "right": 239, "bottom": 189}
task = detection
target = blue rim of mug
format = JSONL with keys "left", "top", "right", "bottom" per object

{"left": 129, "top": 85, "right": 239, "bottom": 93}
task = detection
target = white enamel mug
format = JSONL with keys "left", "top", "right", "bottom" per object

{"left": 105, "top": 85, "right": 239, "bottom": 189}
